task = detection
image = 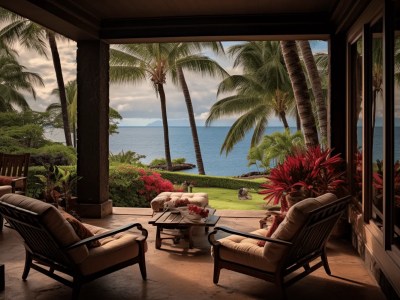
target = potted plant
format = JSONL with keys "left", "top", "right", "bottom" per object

{"left": 35, "top": 164, "right": 81, "bottom": 211}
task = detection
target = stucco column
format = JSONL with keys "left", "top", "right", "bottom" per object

{"left": 76, "top": 40, "right": 112, "bottom": 218}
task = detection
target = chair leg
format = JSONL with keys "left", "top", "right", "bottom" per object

{"left": 139, "top": 258, "right": 147, "bottom": 280}
{"left": 72, "top": 281, "right": 81, "bottom": 300}
{"left": 22, "top": 251, "right": 32, "bottom": 280}
{"left": 321, "top": 250, "right": 331, "bottom": 275}
{"left": 0, "top": 215, "right": 3, "bottom": 231}
{"left": 213, "top": 262, "right": 221, "bottom": 284}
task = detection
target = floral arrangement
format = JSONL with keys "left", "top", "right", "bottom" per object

{"left": 163, "top": 198, "right": 190, "bottom": 210}
{"left": 187, "top": 204, "right": 209, "bottom": 218}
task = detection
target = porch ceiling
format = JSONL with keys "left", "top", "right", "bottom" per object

{"left": 0, "top": 0, "right": 371, "bottom": 43}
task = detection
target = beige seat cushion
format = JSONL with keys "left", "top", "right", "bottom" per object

{"left": 215, "top": 228, "right": 277, "bottom": 272}
{"left": 0, "top": 194, "right": 89, "bottom": 264}
{"left": 150, "top": 192, "right": 209, "bottom": 212}
{"left": 215, "top": 193, "right": 338, "bottom": 273}
{"left": 78, "top": 223, "right": 147, "bottom": 276}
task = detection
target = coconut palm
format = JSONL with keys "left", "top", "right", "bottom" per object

{"left": 0, "top": 49, "right": 44, "bottom": 111}
{"left": 0, "top": 8, "right": 72, "bottom": 146}
{"left": 48, "top": 80, "right": 122, "bottom": 148}
{"left": 169, "top": 42, "right": 228, "bottom": 175}
{"left": 110, "top": 42, "right": 227, "bottom": 173}
{"left": 298, "top": 40, "right": 327, "bottom": 143}
{"left": 280, "top": 40, "right": 319, "bottom": 147}
{"left": 207, "top": 41, "right": 295, "bottom": 154}
{"left": 110, "top": 43, "right": 174, "bottom": 170}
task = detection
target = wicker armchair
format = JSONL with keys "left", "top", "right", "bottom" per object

{"left": 208, "top": 193, "right": 350, "bottom": 297}
{"left": 0, "top": 194, "right": 148, "bottom": 299}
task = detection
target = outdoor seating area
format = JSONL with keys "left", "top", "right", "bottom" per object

{"left": 0, "top": 196, "right": 386, "bottom": 300}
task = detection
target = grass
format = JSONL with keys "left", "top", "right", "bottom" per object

{"left": 193, "top": 186, "right": 269, "bottom": 210}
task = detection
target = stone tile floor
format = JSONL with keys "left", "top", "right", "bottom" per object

{"left": 0, "top": 208, "right": 386, "bottom": 300}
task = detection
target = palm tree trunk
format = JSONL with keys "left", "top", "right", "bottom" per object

{"left": 157, "top": 83, "right": 173, "bottom": 171}
{"left": 47, "top": 31, "right": 72, "bottom": 147}
{"left": 177, "top": 66, "right": 206, "bottom": 175}
{"left": 297, "top": 40, "right": 327, "bottom": 143}
{"left": 295, "top": 107, "right": 301, "bottom": 131}
{"left": 280, "top": 40, "right": 319, "bottom": 147}
{"left": 279, "top": 111, "right": 289, "bottom": 129}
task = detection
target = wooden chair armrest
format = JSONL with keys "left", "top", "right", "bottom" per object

{"left": 65, "top": 223, "right": 148, "bottom": 250}
{"left": 208, "top": 226, "right": 292, "bottom": 247}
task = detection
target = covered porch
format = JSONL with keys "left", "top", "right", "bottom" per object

{"left": 0, "top": 208, "right": 385, "bottom": 300}
{"left": 0, "top": 0, "right": 399, "bottom": 298}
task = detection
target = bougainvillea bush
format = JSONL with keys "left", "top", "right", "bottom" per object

{"left": 109, "top": 165, "right": 174, "bottom": 207}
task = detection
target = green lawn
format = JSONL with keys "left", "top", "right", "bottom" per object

{"left": 193, "top": 187, "right": 269, "bottom": 210}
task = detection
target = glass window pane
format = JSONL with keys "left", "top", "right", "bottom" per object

{"left": 393, "top": 3, "right": 400, "bottom": 245}
{"left": 371, "top": 20, "right": 384, "bottom": 227}
{"left": 352, "top": 38, "right": 363, "bottom": 203}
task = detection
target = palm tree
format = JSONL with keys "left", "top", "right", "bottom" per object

{"left": 110, "top": 42, "right": 227, "bottom": 174}
{"left": 0, "top": 49, "right": 44, "bottom": 111}
{"left": 0, "top": 8, "right": 72, "bottom": 146}
{"left": 280, "top": 40, "right": 319, "bottom": 147}
{"left": 170, "top": 42, "right": 228, "bottom": 175}
{"left": 110, "top": 43, "right": 174, "bottom": 170}
{"left": 207, "top": 41, "right": 295, "bottom": 154}
{"left": 48, "top": 80, "right": 122, "bottom": 148}
{"left": 298, "top": 40, "right": 327, "bottom": 143}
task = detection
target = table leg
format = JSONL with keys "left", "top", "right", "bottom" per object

{"left": 188, "top": 226, "right": 194, "bottom": 249}
{"left": 155, "top": 227, "right": 162, "bottom": 249}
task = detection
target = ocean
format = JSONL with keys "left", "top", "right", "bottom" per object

{"left": 45, "top": 126, "right": 394, "bottom": 176}
{"left": 46, "top": 126, "right": 289, "bottom": 176}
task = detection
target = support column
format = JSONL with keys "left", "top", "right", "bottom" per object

{"left": 328, "top": 32, "right": 347, "bottom": 157}
{"left": 76, "top": 40, "right": 112, "bottom": 218}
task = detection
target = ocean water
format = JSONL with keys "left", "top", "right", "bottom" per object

{"left": 110, "top": 126, "right": 279, "bottom": 176}
{"left": 45, "top": 126, "right": 290, "bottom": 176}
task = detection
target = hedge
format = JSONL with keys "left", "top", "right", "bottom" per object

{"left": 156, "top": 170, "right": 261, "bottom": 190}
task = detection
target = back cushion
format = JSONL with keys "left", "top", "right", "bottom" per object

{"left": 263, "top": 193, "right": 338, "bottom": 264}
{"left": 0, "top": 194, "right": 89, "bottom": 263}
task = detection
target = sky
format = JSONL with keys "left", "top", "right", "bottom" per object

{"left": 16, "top": 40, "right": 328, "bottom": 127}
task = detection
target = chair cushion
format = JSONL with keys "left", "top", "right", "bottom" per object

{"left": 78, "top": 223, "right": 148, "bottom": 276}
{"left": 150, "top": 192, "right": 208, "bottom": 212}
{"left": 263, "top": 193, "right": 338, "bottom": 266}
{"left": 0, "top": 176, "right": 24, "bottom": 189}
{"left": 59, "top": 210, "right": 101, "bottom": 248}
{"left": 213, "top": 228, "right": 277, "bottom": 272}
{"left": 0, "top": 194, "right": 89, "bottom": 264}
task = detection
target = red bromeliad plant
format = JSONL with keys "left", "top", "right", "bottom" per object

{"left": 259, "top": 146, "right": 346, "bottom": 213}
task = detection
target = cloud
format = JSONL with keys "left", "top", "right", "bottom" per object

{"left": 14, "top": 39, "right": 327, "bottom": 125}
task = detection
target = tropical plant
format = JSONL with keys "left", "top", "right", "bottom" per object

{"left": 0, "top": 50, "right": 44, "bottom": 111}
{"left": 259, "top": 146, "right": 346, "bottom": 212}
{"left": 109, "top": 150, "right": 146, "bottom": 165}
{"left": 280, "top": 40, "right": 319, "bottom": 147}
{"left": 247, "top": 129, "right": 305, "bottom": 171}
{"left": 207, "top": 41, "right": 295, "bottom": 154}
{"left": 0, "top": 8, "right": 73, "bottom": 146}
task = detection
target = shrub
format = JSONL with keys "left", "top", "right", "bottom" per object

{"left": 109, "top": 150, "right": 146, "bottom": 165}
{"left": 31, "top": 144, "right": 77, "bottom": 165}
{"left": 109, "top": 165, "right": 174, "bottom": 207}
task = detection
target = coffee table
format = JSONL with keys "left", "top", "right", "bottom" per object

{"left": 148, "top": 208, "right": 220, "bottom": 249}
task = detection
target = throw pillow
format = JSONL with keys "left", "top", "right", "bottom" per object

{"left": 60, "top": 210, "right": 101, "bottom": 248}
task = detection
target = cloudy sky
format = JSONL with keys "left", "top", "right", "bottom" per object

{"left": 16, "top": 40, "right": 328, "bottom": 127}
